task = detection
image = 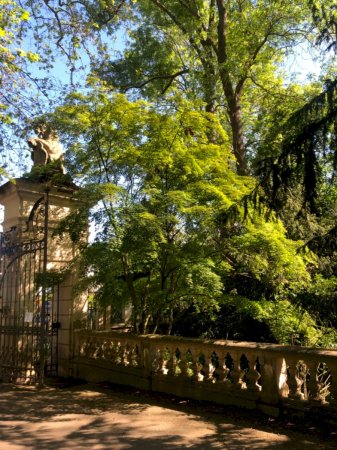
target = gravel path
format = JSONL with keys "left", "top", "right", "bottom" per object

{"left": 0, "top": 382, "right": 335, "bottom": 449}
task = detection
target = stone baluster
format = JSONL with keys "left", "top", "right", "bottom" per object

{"left": 109, "top": 339, "right": 116, "bottom": 364}
{"left": 163, "top": 344, "right": 175, "bottom": 376}
{"left": 106, "top": 341, "right": 114, "bottom": 361}
{"left": 103, "top": 339, "right": 109, "bottom": 361}
{"left": 287, "top": 357, "right": 305, "bottom": 400}
{"left": 193, "top": 350, "right": 203, "bottom": 382}
{"left": 137, "top": 342, "right": 143, "bottom": 367}
{"left": 89, "top": 338, "right": 97, "bottom": 358}
{"left": 95, "top": 339, "right": 104, "bottom": 359}
{"left": 129, "top": 341, "right": 137, "bottom": 367}
{"left": 141, "top": 340, "right": 152, "bottom": 378}
{"left": 91, "top": 338, "right": 97, "bottom": 358}
{"left": 150, "top": 347, "right": 160, "bottom": 373}
{"left": 159, "top": 346, "right": 167, "bottom": 375}
{"left": 214, "top": 350, "right": 230, "bottom": 384}
{"left": 161, "top": 345, "right": 169, "bottom": 375}
{"left": 89, "top": 338, "right": 96, "bottom": 358}
{"left": 159, "top": 346, "right": 169, "bottom": 374}
{"left": 129, "top": 343, "right": 140, "bottom": 367}
{"left": 223, "top": 353, "right": 232, "bottom": 384}
{"left": 230, "top": 351, "right": 245, "bottom": 389}
{"left": 246, "top": 352, "right": 261, "bottom": 392}
{"left": 100, "top": 339, "right": 107, "bottom": 359}
{"left": 129, "top": 340, "right": 137, "bottom": 367}
{"left": 327, "top": 359, "right": 337, "bottom": 407}
{"left": 176, "top": 346, "right": 187, "bottom": 377}
{"left": 188, "top": 348, "right": 196, "bottom": 378}
{"left": 277, "top": 357, "right": 289, "bottom": 398}
{"left": 186, "top": 348, "right": 198, "bottom": 380}
{"left": 81, "top": 336, "right": 87, "bottom": 357}
{"left": 283, "top": 358, "right": 294, "bottom": 399}
{"left": 174, "top": 347, "right": 183, "bottom": 376}
{"left": 177, "top": 346, "right": 188, "bottom": 377}
{"left": 115, "top": 341, "right": 123, "bottom": 365}
{"left": 185, "top": 348, "right": 195, "bottom": 378}
{"left": 257, "top": 354, "right": 284, "bottom": 416}
{"left": 316, "top": 361, "right": 332, "bottom": 404}
{"left": 210, "top": 351, "right": 221, "bottom": 382}
{"left": 100, "top": 340, "right": 106, "bottom": 359}
{"left": 306, "top": 359, "right": 319, "bottom": 402}
{"left": 299, "top": 359, "right": 309, "bottom": 400}
{"left": 85, "top": 338, "right": 92, "bottom": 358}
{"left": 136, "top": 340, "right": 145, "bottom": 370}
{"left": 202, "top": 350, "right": 214, "bottom": 383}
{"left": 173, "top": 345, "right": 181, "bottom": 376}
{"left": 123, "top": 343, "right": 130, "bottom": 366}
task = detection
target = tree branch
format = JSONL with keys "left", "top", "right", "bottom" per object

{"left": 120, "top": 68, "right": 189, "bottom": 92}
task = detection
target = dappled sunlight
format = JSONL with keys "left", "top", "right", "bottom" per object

{"left": 0, "top": 384, "right": 334, "bottom": 450}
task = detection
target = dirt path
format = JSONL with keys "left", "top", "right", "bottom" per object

{"left": 0, "top": 382, "right": 335, "bottom": 449}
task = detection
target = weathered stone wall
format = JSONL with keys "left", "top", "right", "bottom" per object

{"left": 72, "top": 330, "right": 337, "bottom": 417}
{"left": 0, "top": 179, "right": 86, "bottom": 380}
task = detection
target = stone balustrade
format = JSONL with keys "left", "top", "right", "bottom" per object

{"left": 72, "top": 330, "right": 337, "bottom": 416}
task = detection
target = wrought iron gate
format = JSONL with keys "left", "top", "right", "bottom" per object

{"left": 0, "top": 192, "right": 59, "bottom": 384}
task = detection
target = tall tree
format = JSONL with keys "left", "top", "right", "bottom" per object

{"left": 0, "top": 0, "right": 42, "bottom": 175}
{"left": 39, "top": 88, "right": 317, "bottom": 342}
{"left": 309, "top": 0, "right": 337, "bottom": 52}
{"left": 50, "top": 90, "right": 250, "bottom": 333}
{"left": 96, "top": 0, "right": 310, "bottom": 175}
{"left": 2, "top": 0, "right": 336, "bottom": 343}
{"left": 0, "top": 0, "right": 39, "bottom": 122}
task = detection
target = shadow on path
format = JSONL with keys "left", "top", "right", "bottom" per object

{"left": 0, "top": 382, "right": 335, "bottom": 449}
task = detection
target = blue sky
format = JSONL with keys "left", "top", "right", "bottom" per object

{"left": 0, "top": 20, "right": 330, "bottom": 184}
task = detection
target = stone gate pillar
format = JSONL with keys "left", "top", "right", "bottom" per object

{"left": 0, "top": 178, "right": 84, "bottom": 380}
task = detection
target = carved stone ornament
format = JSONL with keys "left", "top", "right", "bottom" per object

{"left": 27, "top": 123, "right": 63, "bottom": 167}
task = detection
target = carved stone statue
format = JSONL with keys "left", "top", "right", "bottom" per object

{"left": 27, "top": 123, "right": 63, "bottom": 167}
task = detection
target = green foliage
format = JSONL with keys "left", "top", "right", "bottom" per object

{"left": 259, "top": 79, "right": 337, "bottom": 215}
{"left": 49, "top": 90, "right": 252, "bottom": 332}
{"left": 48, "top": 89, "right": 328, "bottom": 342}
{"left": 0, "top": 0, "right": 336, "bottom": 345}
{"left": 0, "top": 0, "right": 39, "bottom": 123}
{"left": 220, "top": 216, "right": 311, "bottom": 294}
{"left": 309, "top": 0, "right": 337, "bottom": 51}
{"left": 214, "top": 294, "right": 322, "bottom": 346}
{"left": 35, "top": 269, "right": 69, "bottom": 287}
{"left": 252, "top": 299, "right": 322, "bottom": 346}
{"left": 92, "top": 0, "right": 311, "bottom": 174}
{"left": 23, "top": 159, "right": 73, "bottom": 186}
{"left": 297, "top": 274, "right": 337, "bottom": 331}
{"left": 172, "top": 293, "right": 332, "bottom": 346}
{"left": 101, "top": 23, "right": 185, "bottom": 97}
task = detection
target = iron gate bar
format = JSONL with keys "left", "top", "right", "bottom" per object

{"left": 0, "top": 237, "right": 44, "bottom": 383}
{"left": 38, "top": 188, "right": 49, "bottom": 386}
{"left": 0, "top": 187, "right": 59, "bottom": 385}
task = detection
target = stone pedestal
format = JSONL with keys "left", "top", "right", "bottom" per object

{"left": 0, "top": 178, "right": 84, "bottom": 379}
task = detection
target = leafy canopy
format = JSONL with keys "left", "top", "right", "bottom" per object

{"left": 47, "top": 89, "right": 315, "bottom": 339}
{"left": 51, "top": 90, "right": 253, "bottom": 332}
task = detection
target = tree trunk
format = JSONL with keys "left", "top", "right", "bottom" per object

{"left": 216, "top": 0, "right": 248, "bottom": 176}
{"left": 200, "top": 54, "right": 217, "bottom": 114}
{"left": 226, "top": 92, "right": 248, "bottom": 175}
{"left": 167, "top": 306, "right": 174, "bottom": 335}
{"left": 121, "top": 255, "right": 139, "bottom": 333}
